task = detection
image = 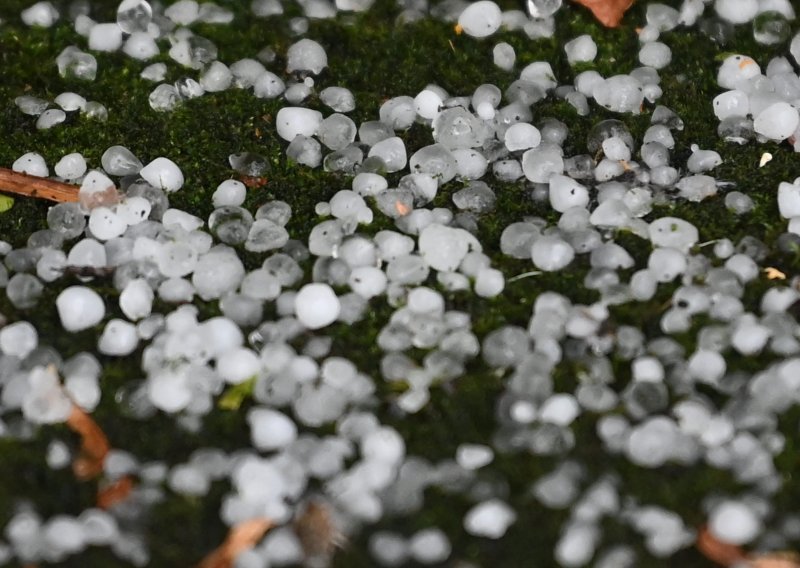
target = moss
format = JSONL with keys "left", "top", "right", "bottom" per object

{"left": 0, "top": 0, "right": 799, "bottom": 566}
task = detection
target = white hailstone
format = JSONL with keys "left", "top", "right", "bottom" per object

{"left": 458, "top": 1, "right": 501, "bottom": 38}
{"left": 522, "top": 145, "right": 563, "bottom": 183}
{"left": 353, "top": 173, "right": 388, "bottom": 196}
{"left": 638, "top": 42, "right": 671, "bottom": 69}
{"left": 295, "top": 283, "right": 340, "bottom": 329}
{"left": 592, "top": 75, "right": 644, "bottom": 114}
{"left": 192, "top": 247, "right": 245, "bottom": 300}
{"left": 520, "top": 61, "right": 558, "bottom": 91}
{"left": 148, "top": 368, "right": 192, "bottom": 412}
{"left": 141, "top": 62, "right": 167, "bottom": 82}
{"left": 778, "top": 182, "right": 800, "bottom": 218}
{"left": 213, "top": 179, "right": 246, "bottom": 207}
{"left": 55, "top": 152, "right": 87, "bottom": 179}
{"left": 601, "top": 136, "right": 631, "bottom": 161}
{"left": 625, "top": 416, "right": 678, "bottom": 468}
{"left": 456, "top": 444, "right": 494, "bottom": 470}
{"left": 162, "top": 208, "right": 204, "bottom": 232}
{"left": 549, "top": 174, "right": 589, "bottom": 212}
{"left": 12, "top": 152, "right": 48, "bottom": 177}
{"left": 717, "top": 55, "right": 761, "bottom": 90}
{"left": 140, "top": 157, "right": 184, "bottom": 192}
{"left": 88, "top": 23, "right": 123, "bottom": 52}
{"left": 531, "top": 236, "right": 575, "bottom": 272}
{"left": 54, "top": 92, "right": 86, "bottom": 111}
{"left": 217, "top": 347, "right": 261, "bottom": 384}
{"left": 98, "top": 319, "right": 138, "bottom": 356}
{"left": 46, "top": 440, "right": 71, "bottom": 469}
{"left": 539, "top": 394, "right": 580, "bottom": 426}
{"left": 713, "top": 90, "right": 749, "bottom": 120}
{"left": 36, "top": 108, "right": 66, "bottom": 130}
{"left": 647, "top": 247, "right": 686, "bottom": 282}
{"left": 23, "top": 366, "right": 73, "bottom": 424}
{"left": 200, "top": 61, "right": 232, "bottom": 92}
{"left": 286, "top": 38, "right": 328, "bottom": 75}
{"left": 56, "top": 286, "right": 105, "bottom": 331}
{"left": 418, "top": 223, "right": 481, "bottom": 272}
{"left": 254, "top": 70, "right": 286, "bottom": 99}
{"left": 247, "top": 407, "right": 298, "bottom": 451}
{"left": 474, "top": 267, "right": 504, "bottom": 298}
{"left": 22, "top": 2, "right": 59, "bottom": 26}
{"left": 88, "top": 206, "right": 127, "bottom": 240}
{"left": 493, "top": 42, "right": 515, "bottom": 70}
{"left": 504, "top": 123, "right": 541, "bottom": 152}
{"left": 123, "top": 32, "right": 159, "bottom": 60}
{"left": 564, "top": 34, "right": 597, "bottom": 64}
{"left": 632, "top": 356, "right": 664, "bottom": 382}
{"left": 0, "top": 321, "right": 38, "bottom": 359}
{"left": 414, "top": 89, "right": 443, "bottom": 120}
{"left": 708, "top": 500, "right": 761, "bottom": 544}
{"left": 555, "top": 524, "right": 600, "bottom": 568}
{"left": 119, "top": 279, "right": 153, "bottom": 321}
{"left": 688, "top": 349, "right": 726, "bottom": 384}
{"left": 464, "top": 499, "right": 516, "bottom": 538}
{"left": 648, "top": 217, "right": 698, "bottom": 252}
{"left": 362, "top": 426, "right": 405, "bottom": 464}
{"left": 754, "top": 102, "right": 799, "bottom": 141}
{"left": 116, "top": 196, "right": 151, "bottom": 226}
{"left": 369, "top": 136, "right": 408, "bottom": 173}
{"left": 276, "top": 107, "right": 323, "bottom": 142}
{"left": 42, "top": 516, "right": 87, "bottom": 555}
{"left": 409, "top": 528, "right": 451, "bottom": 564}
{"left": 715, "top": 0, "right": 758, "bottom": 24}
{"left": 348, "top": 266, "right": 387, "bottom": 299}
{"left": 164, "top": 0, "right": 199, "bottom": 25}
{"left": 730, "top": 316, "right": 771, "bottom": 355}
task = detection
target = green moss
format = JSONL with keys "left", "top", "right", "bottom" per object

{"left": 0, "top": 1, "right": 799, "bottom": 566}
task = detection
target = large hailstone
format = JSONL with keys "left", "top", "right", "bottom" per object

{"left": 56, "top": 286, "right": 105, "bottom": 332}
{"left": 295, "top": 283, "right": 340, "bottom": 329}
{"left": 458, "top": 1, "right": 502, "bottom": 38}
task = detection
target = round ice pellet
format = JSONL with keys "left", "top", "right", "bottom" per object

{"left": 295, "top": 283, "right": 340, "bottom": 329}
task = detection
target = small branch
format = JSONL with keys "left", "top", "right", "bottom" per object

{"left": 0, "top": 167, "right": 80, "bottom": 203}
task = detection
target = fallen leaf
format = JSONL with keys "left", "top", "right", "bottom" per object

{"left": 570, "top": 0, "right": 635, "bottom": 27}
{"left": 0, "top": 195, "right": 14, "bottom": 212}
{"left": 765, "top": 267, "right": 787, "bottom": 280}
{"left": 66, "top": 405, "right": 110, "bottom": 480}
{"left": 697, "top": 524, "right": 745, "bottom": 567}
{"left": 197, "top": 518, "right": 273, "bottom": 568}
{"left": 97, "top": 475, "right": 135, "bottom": 510}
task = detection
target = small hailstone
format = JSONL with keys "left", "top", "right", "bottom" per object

{"left": 522, "top": 145, "right": 564, "bottom": 183}
{"left": 213, "top": 179, "right": 246, "bottom": 207}
{"left": 119, "top": 279, "right": 154, "bottom": 321}
{"left": 276, "top": 107, "right": 323, "bottom": 142}
{"left": 418, "top": 224, "right": 480, "bottom": 272}
{"left": 564, "top": 34, "right": 597, "bottom": 64}
{"left": 464, "top": 499, "right": 516, "bottom": 538}
{"left": 713, "top": 90, "right": 749, "bottom": 120}
{"left": 778, "top": 182, "right": 800, "bottom": 218}
{"left": 165, "top": 0, "right": 199, "bottom": 25}
{"left": 98, "top": 319, "right": 138, "bottom": 356}
{"left": 88, "top": 207, "right": 127, "bottom": 241}
{"left": 54, "top": 152, "right": 86, "bottom": 180}
{"left": 539, "top": 394, "right": 580, "bottom": 426}
{"left": 753, "top": 102, "right": 799, "bottom": 141}
{"left": 717, "top": 55, "right": 761, "bottom": 90}
{"left": 56, "top": 286, "right": 105, "bottom": 331}
{"left": 549, "top": 174, "right": 589, "bottom": 212}
{"left": 295, "top": 283, "right": 340, "bottom": 329}
{"left": 35, "top": 108, "right": 66, "bottom": 130}
{"left": 708, "top": 500, "right": 761, "bottom": 544}
{"left": 638, "top": 42, "right": 671, "bottom": 69}
{"left": 504, "top": 123, "right": 541, "bottom": 152}
{"left": 46, "top": 440, "right": 71, "bottom": 469}
{"left": 200, "top": 61, "right": 232, "bottom": 92}
{"left": 140, "top": 157, "right": 184, "bottom": 192}
{"left": 592, "top": 75, "right": 644, "bottom": 114}
{"left": 286, "top": 38, "right": 327, "bottom": 74}
{"left": 648, "top": 217, "right": 698, "bottom": 252}
{"left": 247, "top": 407, "right": 297, "bottom": 450}
{"left": 409, "top": 528, "right": 451, "bottom": 564}
{"left": 54, "top": 92, "right": 86, "bottom": 111}
{"left": 714, "top": 0, "right": 758, "bottom": 24}
{"left": 13, "top": 152, "right": 49, "bottom": 177}
{"left": 493, "top": 42, "right": 515, "bottom": 71}
{"left": 414, "top": 89, "right": 443, "bottom": 120}
{"left": 474, "top": 267, "right": 504, "bottom": 298}
{"left": 348, "top": 266, "right": 387, "bottom": 299}
{"left": 14, "top": 95, "right": 49, "bottom": 115}
{"left": 458, "top": 1, "right": 502, "bottom": 38}
{"left": 217, "top": 347, "right": 260, "bottom": 384}
{"left": 0, "top": 321, "right": 38, "bottom": 359}
{"left": 141, "top": 62, "right": 167, "bottom": 82}
{"left": 21, "top": 1, "right": 59, "bottom": 27}
{"left": 531, "top": 236, "right": 574, "bottom": 271}
{"left": 88, "top": 23, "right": 123, "bottom": 52}
{"left": 116, "top": 196, "right": 151, "bottom": 226}
{"left": 456, "top": 444, "right": 493, "bottom": 470}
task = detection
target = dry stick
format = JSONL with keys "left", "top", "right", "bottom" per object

{"left": 0, "top": 167, "right": 79, "bottom": 203}
{"left": 196, "top": 518, "right": 274, "bottom": 568}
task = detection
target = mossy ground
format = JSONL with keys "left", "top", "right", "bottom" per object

{"left": 0, "top": 0, "right": 799, "bottom": 566}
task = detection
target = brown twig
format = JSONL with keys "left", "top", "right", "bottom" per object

{"left": 0, "top": 167, "right": 79, "bottom": 203}
{"left": 196, "top": 518, "right": 274, "bottom": 568}
{"left": 66, "top": 404, "right": 110, "bottom": 480}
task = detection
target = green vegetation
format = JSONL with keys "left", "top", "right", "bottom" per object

{"left": 0, "top": 0, "right": 798, "bottom": 566}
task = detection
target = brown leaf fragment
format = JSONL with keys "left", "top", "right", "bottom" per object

{"left": 0, "top": 167, "right": 80, "bottom": 203}
{"left": 66, "top": 405, "right": 110, "bottom": 481}
{"left": 697, "top": 524, "right": 746, "bottom": 566}
{"left": 97, "top": 475, "right": 135, "bottom": 510}
{"left": 570, "top": 0, "right": 635, "bottom": 27}
{"left": 196, "top": 517, "right": 274, "bottom": 568}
